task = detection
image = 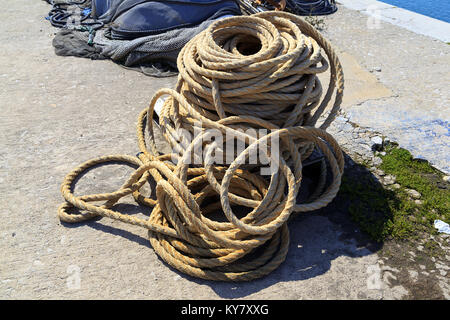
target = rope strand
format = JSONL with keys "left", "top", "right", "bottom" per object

{"left": 58, "top": 12, "right": 344, "bottom": 281}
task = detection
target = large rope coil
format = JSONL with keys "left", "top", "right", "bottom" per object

{"left": 58, "top": 12, "right": 345, "bottom": 281}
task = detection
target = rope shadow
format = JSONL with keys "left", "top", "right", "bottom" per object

{"left": 59, "top": 152, "right": 393, "bottom": 298}
{"left": 164, "top": 152, "right": 389, "bottom": 298}
{"left": 151, "top": 210, "right": 378, "bottom": 299}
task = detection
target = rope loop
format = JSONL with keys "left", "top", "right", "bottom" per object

{"left": 58, "top": 12, "right": 345, "bottom": 281}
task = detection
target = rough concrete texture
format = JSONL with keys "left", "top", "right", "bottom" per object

{"left": 321, "top": 6, "right": 450, "bottom": 174}
{"left": 338, "top": 0, "right": 450, "bottom": 42}
{"left": 0, "top": 1, "right": 448, "bottom": 299}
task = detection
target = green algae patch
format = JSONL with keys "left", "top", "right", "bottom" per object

{"left": 380, "top": 146, "right": 449, "bottom": 228}
{"left": 338, "top": 145, "right": 449, "bottom": 242}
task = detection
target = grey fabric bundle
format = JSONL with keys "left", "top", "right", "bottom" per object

{"left": 53, "top": 29, "right": 107, "bottom": 60}
{"left": 44, "top": 0, "right": 236, "bottom": 77}
{"left": 93, "top": 18, "right": 220, "bottom": 76}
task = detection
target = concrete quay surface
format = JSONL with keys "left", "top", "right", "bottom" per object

{"left": 0, "top": 1, "right": 448, "bottom": 299}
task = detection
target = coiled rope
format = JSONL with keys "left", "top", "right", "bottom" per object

{"left": 58, "top": 12, "right": 344, "bottom": 281}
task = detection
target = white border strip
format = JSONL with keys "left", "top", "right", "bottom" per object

{"left": 338, "top": 0, "right": 450, "bottom": 42}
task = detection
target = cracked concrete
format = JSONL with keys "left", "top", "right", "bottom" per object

{"left": 321, "top": 5, "right": 450, "bottom": 173}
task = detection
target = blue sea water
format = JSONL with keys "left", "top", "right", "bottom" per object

{"left": 378, "top": 0, "right": 450, "bottom": 23}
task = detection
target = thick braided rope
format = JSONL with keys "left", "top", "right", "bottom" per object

{"left": 174, "top": 12, "right": 343, "bottom": 128}
{"left": 58, "top": 12, "right": 345, "bottom": 281}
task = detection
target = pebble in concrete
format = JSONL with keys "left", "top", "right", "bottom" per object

{"left": 406, "top": 189, "right": 421, "bottom": 199}
{"left": 383, "top": 175, "right": 396, "bottom": 185}
{"left": 370, "top": 136, "right": 383, "bottom": 151}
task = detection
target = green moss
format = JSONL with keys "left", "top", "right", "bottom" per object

{"left": 380, "top": 146, "right": 449, "bottom": 227}
{"left": 340, "top": 173, "right": 406, "bottom": 241}
{"left": 339, "top": 145, "right": 449, "bottom": 242}
{"left": 423, "top": 239, "right": 445, "bottom": 257}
